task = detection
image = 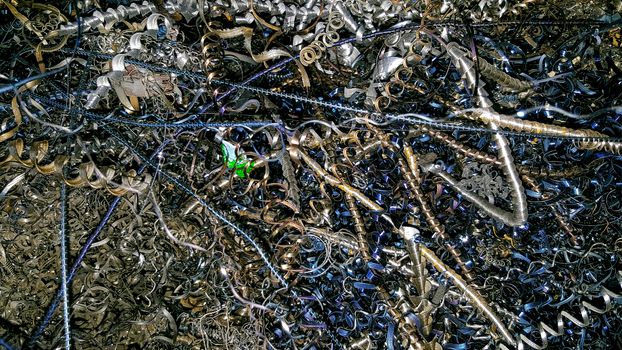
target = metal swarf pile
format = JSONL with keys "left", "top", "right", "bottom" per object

{"left": 1, "top": 0, "right": 622, "bottom": 349}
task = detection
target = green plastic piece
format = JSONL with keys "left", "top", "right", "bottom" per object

{"left": 221, "top": 142, "right": 255, "bottom": 178}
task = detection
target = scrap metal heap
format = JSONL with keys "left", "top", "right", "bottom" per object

{"left": 0, "top": 0, "right": 621, "bottom": 349}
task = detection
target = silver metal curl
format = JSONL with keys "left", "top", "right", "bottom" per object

{"left": 516, "top": 271, "right": 622, "bottom": 350}
{"left": 57, "top": 1, "right": 158, "bottom": 36}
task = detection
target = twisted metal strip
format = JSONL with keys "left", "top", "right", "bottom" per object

{"left": 517, "top": 272, "right": 622, "bottom": 349}
{"left": 420, "top": 245, "right": 516, "bottom": 347}
{"left": 55, "top": 1, "right": 158, "bottom": 36}
{"left": 0, "top": 139, "right": 149, "bottom": 196}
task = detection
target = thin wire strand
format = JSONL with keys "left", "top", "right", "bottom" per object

{"left": 0, "top": 68, "right": 66, "bottom": 95}
{"left": 28, "top": 90, "right": 622, "bottom": 143}
{"left": 59, "top": 182, "right": 71, "bottom": 350}
{"left": 25, "top": 92, "right": 276, "bottom": 129}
